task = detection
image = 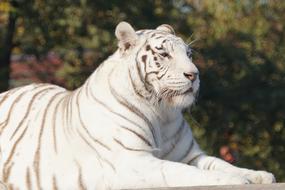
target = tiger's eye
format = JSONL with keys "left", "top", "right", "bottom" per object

{"left": 160, "top": 52, "right": 169, "bottom": 58}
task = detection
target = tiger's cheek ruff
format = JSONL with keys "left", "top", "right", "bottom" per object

{"left": 133, "top": 43, "right": 167, "bottom": 100}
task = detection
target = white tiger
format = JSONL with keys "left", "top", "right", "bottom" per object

{"left": 0, "top": 22, "right": 275, "bottom": 190}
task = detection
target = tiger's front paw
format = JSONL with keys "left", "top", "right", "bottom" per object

{"left": 244, "top": 171, "right": 276, "bottom": 184}
{"left": 221, "top": 175, "right": 250, "bottom": 185}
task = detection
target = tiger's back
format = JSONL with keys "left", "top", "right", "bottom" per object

{"left": 0, "top": 84, "right": 113, "bottom": 189}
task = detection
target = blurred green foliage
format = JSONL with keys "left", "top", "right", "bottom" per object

{"left": 0, "top": 0, "right": 284, "bottom": 181}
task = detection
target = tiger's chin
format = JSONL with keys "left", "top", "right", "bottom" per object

{"left": 165, "top": 92, "right": 196, "bottom": 109}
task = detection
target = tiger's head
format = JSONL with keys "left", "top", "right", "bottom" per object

{"left": 115, "top": 22, "right": 199, "bottom": 109}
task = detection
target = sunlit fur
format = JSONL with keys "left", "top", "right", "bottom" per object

{"left": 0, "top": 22, "right": 275, "bottom": 190}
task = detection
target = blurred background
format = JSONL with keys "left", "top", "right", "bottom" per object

{"left": 0, "top": 0, "right": 284, "bottom": 181}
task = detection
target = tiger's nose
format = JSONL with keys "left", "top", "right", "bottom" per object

{"left": 183, "top": 72, "right": 198, "bottom": 82}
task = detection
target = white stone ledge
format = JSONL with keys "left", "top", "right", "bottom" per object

{"left": 125, "top": 183, "right": 285, "bottom": 190}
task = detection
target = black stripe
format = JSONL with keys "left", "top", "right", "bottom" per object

{"left": 161, "top": 121, "right": 186, "bottom": 158}
{"left": 0, "top": 84, "right": 48, "bottom": 132}
{"left": 3, "top": 163, "right": 13, "bottom": 183}
{"left": 114, "top": 138, "right": 150, "bottom": 152}
{"left": 2, "top": 86, "right": 54, "bottom": 182}
{"left": 178, "top": 138, "right": 194, "bottom": 162}
{"left": 187, "top": 153, "right": 204, "bottom": 165}
{"left": 7, "top": 183, "right": 14, "bottom": 190}
{"left": 61, "top": 94, "right": 71, "bottom": 142}
{"left": 52, "top": 175, "right": 59, "bottom": 190}
{"left": 33, "top": 91, "right": 64, "bottom": 190}
{"left": 128, "top": 69, "right": 144, "bottom": 98}
{"left": 0, "top": 91, "right": 10, "bottom": 108}
{"left": 142, "top": 54, "right": 154, "bottom": 89}
{"left": 146, "top": 71, "right": 159, "bottom": 76}
{"left": 129, "top": 67, "right": 164, "bottom": 121}
{"left": 157, "top": 67, "right": 168, "bottom": 80}
{"left": 88, "top": 85, "right": 153, "bottom": 147}
{"left": 155, "top": 46, "right": 163, "bottom": 50}
{"left": 84, "top": 78, "right": 91, "bottom": 100}
{"left": 9, "top": 87, "right": 57, "bottom": 140}
{"left": 145, "top": 70, "right": 160, "bottom": 83}
{"left": 26, "top": 168, "right": 32, "bottom": 190}
{"left": 134, "top": 40, "right": 153, "bottom": 93}
{"left": 135, "top": 43, "right": 147, "bottom": 85}
{"left": 128, "top": 68, "right": 153, "bottom": 101}
{"left": 0, "top": 86, "right": 22, "bottom": 108}
{"left": 141, "top": 55, "right": 147, "bottom": 64}
{"left": 75, "top": 161, "right": 87, "bottom": 190}
{"left": 76, "top": 129, "right": 103, "bottom": 168}
{"left": 0, "top": 88, "right": 33, "bottom": 135}
{"left": 108, "top": 80, "right": 158, "bottom": 147}
{"left": 163, "top": 120, "right": 185, "bottom": 143}
{"left": 52, "top": 95, "right": 65, "bottom": 154}
{"left": 3, "top": 127, "right": 28, "bottom": 182}
{"left": 103, "top": 158, "right": 116, "bottom": 172}
{"left": 66, "top": 93, "right": 72, "bottom": 134}
{"left": 76, "top": 89, "right": 111, "bottom": 151}
{"left": 120, "top": 125, "right": 152, "bottom": 147}
{"left": 155, "top": 36, "right": 164, "bottom": 39}
{"left": 151, "top": 33, "right": 156, "bottom": 38}
{"left": 136, "top": 30, "right": 147, "bottom": 35}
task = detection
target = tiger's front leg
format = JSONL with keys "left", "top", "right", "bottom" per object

{"left": 190, "top": 154, "right": 276, "bottom": 184}
{"left": 113, "top": 153, "right": 251, "bottom": 189}
{"left": 0, "top": 181, "right": 7, "bottom": 190}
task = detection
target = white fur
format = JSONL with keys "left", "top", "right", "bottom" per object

{"left": 0, "top": 22, "right": 275, "bottom": 189}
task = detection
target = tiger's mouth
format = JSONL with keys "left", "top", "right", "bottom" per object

{"left": 157, "top": 85, "right": 198, "bottom": 107}
{"left": 174, "top": 86, "right": 194, "bottom": 97}
{"left": 160, "top": 86, "right": 194, "bottom": 98}
{"left": 183, "top": 87, "right": 193, "bottom": 95}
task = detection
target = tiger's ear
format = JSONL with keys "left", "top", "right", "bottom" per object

{"left": 156, "top": 24, "right": 175, "bottom": 35}
{"left": 115, "top": 21, "right": 138, "bottom": 51}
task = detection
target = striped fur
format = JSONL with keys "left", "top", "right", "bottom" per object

{"left": 0, "top": 22, "right": 275, "bottom": 189}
